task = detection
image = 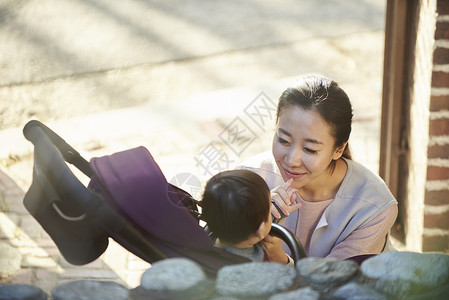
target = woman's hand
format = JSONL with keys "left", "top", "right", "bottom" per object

{"left": 271, "top": 178, "right": 301, "bottom": 220}
{"left": 262, "top": 235, "right": 289, "bottom": 264}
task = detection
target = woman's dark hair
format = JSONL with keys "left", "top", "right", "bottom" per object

{"left": 276, "top": 75, "right": 353, "bottom": 172}
{"left": 201, "top": 170, "right": 270, "bottom": 244}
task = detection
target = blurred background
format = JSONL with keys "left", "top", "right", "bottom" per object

{"left": 0, "top": 0, "right": 387, "bottom": 290}
{"left": 1, "top": 0, "right": 385, "bottom": 185}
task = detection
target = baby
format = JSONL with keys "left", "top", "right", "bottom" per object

{"left": 201, "top": 169, "right": 292, "bottom": 264}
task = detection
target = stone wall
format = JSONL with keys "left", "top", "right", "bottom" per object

{"left": 1, "top": 252, "right": 448, "bottom": 300}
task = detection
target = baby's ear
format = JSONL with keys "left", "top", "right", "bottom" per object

{"left": 255, "top": 221, "right": 267, "bottom": 239}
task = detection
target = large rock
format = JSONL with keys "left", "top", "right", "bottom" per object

{"left": 361, "top": 251, "right": 449, "bottom": 298}
{"left": 140, "top": 258, "right": 206, "bottom": 291}
{"left": 407, "top": 283, "right": 449, "bottom": 300}
{"left": 137, "top": 258, "right": 213, "bottom": 299}
{"left": 216, "top": 262, "right": 296, "bottom": 297}
{"left": 0, "top": 242, "right": 22, "bottom": 280}
{"left": 269, "top": 286, "right": 320, "bottom": 300}
{"left": 296, "top": 257, "right": 359, "bottom": 292}
{"left": 333, "top": 282, "right": 387, "bottom": 300}
{"left": 0, "top": 284, "right": 47, "bottom": 300}
{"left": 51, "top": 280, "right": 129, "bottom": 300}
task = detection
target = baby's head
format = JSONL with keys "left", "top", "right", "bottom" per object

{"left": 201, "top": 169, "right": 271, "bottom": 246}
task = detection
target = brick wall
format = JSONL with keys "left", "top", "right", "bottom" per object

{"left": 423, "top": 0, "right": 449, "bottom": 252}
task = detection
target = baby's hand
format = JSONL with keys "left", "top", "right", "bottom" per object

{"left": 262, "top": 235, "right": 289, "bottom": 264}
{"left": 270, "top": 178, "right": 301, "bottom": 220}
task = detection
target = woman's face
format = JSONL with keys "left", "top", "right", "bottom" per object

{"left": 272, "top": 105, "right": 342, "bottom": 190}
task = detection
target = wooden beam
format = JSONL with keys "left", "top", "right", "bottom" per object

{"left": 379, "top": 0, "right": 409, "bottom": 198}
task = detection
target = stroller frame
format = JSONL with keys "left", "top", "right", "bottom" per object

{"left": 22, "top": 120, "right": 306, "bottom": 277}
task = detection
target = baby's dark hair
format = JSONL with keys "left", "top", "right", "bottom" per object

{"left": 201, "top": 169, "right": 270, "bottom": 244}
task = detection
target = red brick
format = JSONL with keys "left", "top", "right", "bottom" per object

{"left": 437, "top": 0, "right": 449, "bottom": 15}
{"left": 428, "top": 144, "right": 449, "bottom": 158}
{"left": 427, "top": 166, "right": 449, "bottom": 180}
{"left": 424, "top": 210, "right": 449, "bottom": 229}
{"left": 429, "top": 118, "right": 449, "bottom": 135}
{"left": 435, "top": 22, "right": 449, "bottom": 40}
{"left": 432, "top": 71, "right": 449, "bottom": 88}
{"left": 430, "top": 95, "right": 449, "bottom": 111}
{"left": 422, "top": 234, "right": 449, "bottom": 252}
{"left": 425, "top": 190, "right": 449, "bottom": 205}
{"left": 433, "top": 47, "right": 449, "bottom": 64}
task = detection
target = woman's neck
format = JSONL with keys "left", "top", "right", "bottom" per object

{"left": 299, "top": 158, "right": 347, "bottom": 202}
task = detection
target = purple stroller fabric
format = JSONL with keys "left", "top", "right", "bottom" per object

{"left": 88, "top": 146, "right": 249, "bottom": 275}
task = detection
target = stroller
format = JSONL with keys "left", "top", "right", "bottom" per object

{"left": 22, "top": 120, "right": 306, "bottom": 277}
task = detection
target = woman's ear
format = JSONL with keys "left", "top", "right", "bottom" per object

{"left": 333, "top": 142, "right": 347, "bottom": 160}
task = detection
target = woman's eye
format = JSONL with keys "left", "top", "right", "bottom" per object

{"left": 304, "top": 148, "right": 317, "bottom": 154}
{"left": 277, "top": 137, "right": 289, "bottom": 145}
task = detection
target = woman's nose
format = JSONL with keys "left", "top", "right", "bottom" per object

{"left": 284, "top": 148, "right": 302, "bottom": 167}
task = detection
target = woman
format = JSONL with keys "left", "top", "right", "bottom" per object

{"left": 240, "top": 75, "right": 398, "bottom": 259}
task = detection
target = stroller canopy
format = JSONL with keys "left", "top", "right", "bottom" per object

{"left": 89, "top": 146, "right": 209, "bottom": 248}
{"left": 89, "top": 146, "right": 250, "bottom": 272}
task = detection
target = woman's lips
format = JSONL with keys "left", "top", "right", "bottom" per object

{"left": 283, "top": 168, "right": 305, "bottom": 178}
